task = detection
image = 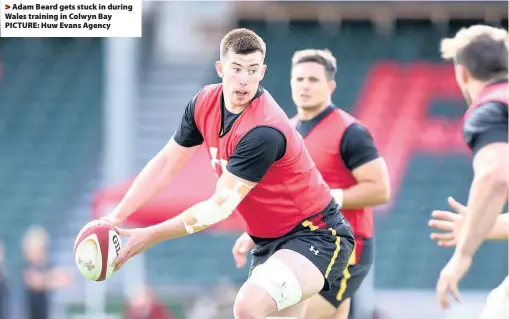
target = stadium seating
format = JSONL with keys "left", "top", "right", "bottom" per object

{"left": 0, "top": 38, "right": 103, "bottom": 274}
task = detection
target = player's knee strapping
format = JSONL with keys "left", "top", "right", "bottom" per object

{"left": 249, "top": 257, "right": 303, "bottom": 311}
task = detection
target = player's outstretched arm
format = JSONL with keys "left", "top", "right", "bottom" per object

{"left": 154, "top": 170, "right": 254, "bottom": 240}
{"left": 454, "top": 142, "right": 509, "bottom": 257}
{"left": 112, "top": 169, "right": 256, "bottom": 272}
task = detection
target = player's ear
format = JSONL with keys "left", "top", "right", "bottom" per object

{"left": 328, "top": 80, "right": 337, "bottom": 94}
{"left": 259, "top": 64, "right": 267, "bottom": 80}
{"left": 455, "top": 64, "right": 469, "bottom": 85}
{"left": 215, "top": 61, "right": 224, "bottom": 79}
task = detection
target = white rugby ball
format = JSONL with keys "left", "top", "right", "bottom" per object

{"left": 73, "top": 220, "right": 122, "bottom": 281}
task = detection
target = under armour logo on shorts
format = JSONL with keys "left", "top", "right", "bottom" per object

{"left": 309, "top": 246, "right": 319, "bottom": 255}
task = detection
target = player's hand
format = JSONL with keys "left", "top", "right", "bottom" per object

{"left": 429, "top": 197, "right": 466, "bottom": 247}
{"left": 112, "top": 227, "right": 154, "bottom": 272}
{"left": 232, "top": 232, "right": 254, "bottom": 268}
{"left": 436, "top": 252, "right": 472, "bottom": 309}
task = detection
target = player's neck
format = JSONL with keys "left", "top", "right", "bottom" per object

{"left": 468, "top": 77, "right": 506, "bottom": 103}
{"left": 468, "top": 80, "right": 492, "bottom": 103}
{"left": 223, "top": 97, "right": 248, "bottom": 114}
{"left": 297, "top": 102, "right": 330, "bottom": 121}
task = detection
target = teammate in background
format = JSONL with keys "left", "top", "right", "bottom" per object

{"left": 433, "top": 25, "right": 508, "bottom": 316}
{"left": 232, "top": 49, "right": 390, "bottom": 319}
{"left": 100, "top": 28, "right": 355, "bottom": 319}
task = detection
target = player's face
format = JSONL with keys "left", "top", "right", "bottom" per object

{"left": 454, "top": 64, "right": 473, "bottom": 105}
{"left": 291, "top": 62, "right": 336, "bottom": 110}
{"left": 216, "top": 50, "right": 267, "bottom": 108}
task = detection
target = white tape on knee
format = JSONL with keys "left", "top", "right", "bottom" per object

{"left": 249, "top": 258, "right": 303, "bottom": 311}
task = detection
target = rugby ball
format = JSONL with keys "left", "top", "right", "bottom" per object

{"left": 73, "top": 220, "right": 122, "bottom": 281}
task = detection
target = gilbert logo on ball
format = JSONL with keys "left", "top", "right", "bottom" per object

{"left": 73, "top": 220, "right": 122, "bottom": 281}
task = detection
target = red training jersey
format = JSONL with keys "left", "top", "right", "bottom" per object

{"left": 465, "top": 82, "right": 508, "bottom": 120}
{"left": 464, "top": 82, "right": 508, "bottom": 152}
{"left": 193, "top": 84, "right": 333, "bottom": 238}
{"left": 291, "top": 108, "right": 374, "bottom": 240}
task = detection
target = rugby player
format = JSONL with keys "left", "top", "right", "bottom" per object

{"left": 433, "top": 25, "right": 508, "bottom": 316}
{"left": 100, "top": 28, "right": 355, "bottom": 319}
{"left": 233, "top": 49, "right": 390, "bottom": 319}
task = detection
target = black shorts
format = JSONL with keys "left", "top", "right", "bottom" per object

{"left": 248, "top": 200, "right": 355, "bottom": 291}
{"left": 320, "top": 237, "right": 373, "bottom": 307}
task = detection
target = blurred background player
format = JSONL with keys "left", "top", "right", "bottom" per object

{"left": 22, "top": 226, "right": 72, "bottom": 319}
{"left": 232, "top": 49, "right": 390, "bottom": 319}
{"left": 291, "top": 50, "right": 390, "bottom": 319}
{"left": 433, "top": 25, "right": 508, "bottom": 316}
{"left": 122, "top": 286, "right": 174, "bottom": 319}
{"left": 101, "top": 28, "right": 355, "bottom": 319}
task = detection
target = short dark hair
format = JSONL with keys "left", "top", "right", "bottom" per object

{"left": 441, "top": 25, "right": 508, "bottom": 81}
{"left": 291, "top": 49, "right": 337, "bottom": 80}
{"left": 220, "top": 28, "right": 266, "bottom": 59}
